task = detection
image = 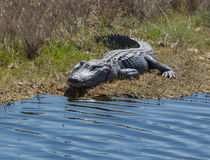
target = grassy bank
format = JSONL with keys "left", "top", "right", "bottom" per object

{"left": 0, "top": 1, "right": 209, "bottom": 103}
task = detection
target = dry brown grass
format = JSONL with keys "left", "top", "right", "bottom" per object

{"left": 0, "top": 66, "right": 68, "bottom": 103}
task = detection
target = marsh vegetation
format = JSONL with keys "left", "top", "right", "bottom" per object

{"left": 0, "top": 0, "right": 209, "bottom": 103}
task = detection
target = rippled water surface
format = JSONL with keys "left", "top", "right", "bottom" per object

{"left": 0, "top": 93, "right": 210, "bottom": 160}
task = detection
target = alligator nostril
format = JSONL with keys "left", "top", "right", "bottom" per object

{"left": 68, "top": 77, "right": 81, "bottom": 83}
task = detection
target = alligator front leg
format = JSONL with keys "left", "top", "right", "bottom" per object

{"left": 119, "top": 68, "right": 139, "bottom": 79}
{"left": 65, "top": 61, "right": 87, "bottom": 75}
{"left": 145, "top": 55, "right": 175, "bottom": 78}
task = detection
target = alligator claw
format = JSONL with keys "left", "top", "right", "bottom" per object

{"left": 162, "top": 71, "right": 175, "bottom": 78}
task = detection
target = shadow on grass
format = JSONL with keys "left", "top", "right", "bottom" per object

{"left": 64, "top": 86, "right": 91, "bottom": 100}
{"left": 64, "top": 86, "right": 113, "bottom": 101}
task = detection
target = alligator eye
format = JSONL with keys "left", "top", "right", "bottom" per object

{"left": 91, "top": 66, "right": 97, "bottom": 70}
{"left": 84, "top": 64, "right": 89, "bottom": 68}
{"left": 91, "top": 65, "right": 103, "bottom": 71}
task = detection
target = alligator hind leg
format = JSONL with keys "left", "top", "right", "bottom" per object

{"left": 145, "top": 55, "right": 175, "bottom": 78}
{"left": 65, "top": 61, "right": 87, "bottom": 75}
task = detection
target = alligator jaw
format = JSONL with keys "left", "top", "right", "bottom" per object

{"left": 67, "top": 81, "right": 85, "bottom": 87}
{"left": 67, "top": 77, "right": 88, "bottom": 87}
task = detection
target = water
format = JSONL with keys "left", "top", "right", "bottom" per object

{"left": 0, "top": 93, "right": 210, "bottom": 160}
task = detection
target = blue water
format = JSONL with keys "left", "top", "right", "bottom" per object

{"left": 0, "top": 93, "right": 210, "bottom": 160}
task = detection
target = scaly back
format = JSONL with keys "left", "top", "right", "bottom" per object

{"left": 96, "top": 34, "right": 154, "bottom": 61}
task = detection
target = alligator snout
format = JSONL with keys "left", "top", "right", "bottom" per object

{"left": 68, "top": 77, "right": 81, "bottom": 84}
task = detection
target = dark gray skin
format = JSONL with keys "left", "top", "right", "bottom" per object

{"left": 66, "top": 34, "right": 175, "bottom": 87}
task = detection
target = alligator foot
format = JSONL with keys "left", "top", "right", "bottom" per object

{"left": 162, "top": 71, "right": 175, "bottom": 78}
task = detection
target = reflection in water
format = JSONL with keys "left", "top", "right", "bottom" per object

{"left": 0, "top": 93, "right": 210, "bottom": 160}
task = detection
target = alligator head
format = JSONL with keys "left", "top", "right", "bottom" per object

{"left": 68, "top": 60, "right": 114, "bottom": 87}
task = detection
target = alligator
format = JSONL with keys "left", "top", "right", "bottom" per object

{"left": 66, "top": 34, "right": 175, "bottom": 87}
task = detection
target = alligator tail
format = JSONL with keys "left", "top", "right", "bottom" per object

{"left": 95, "top": 34, "right": 152, "bottom": 50}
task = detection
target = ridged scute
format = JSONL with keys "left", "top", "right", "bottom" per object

{"left": 97, "top": 34, "right": 152, "bottom": 51}
{"left": 96, "top": 34, "right": 141, "bottom": 49}
{"left": 131, "top": 38, "right": 152, "bottom": 51}
{"left": 99, "top": 34, "right": 154, "bottom": 62}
